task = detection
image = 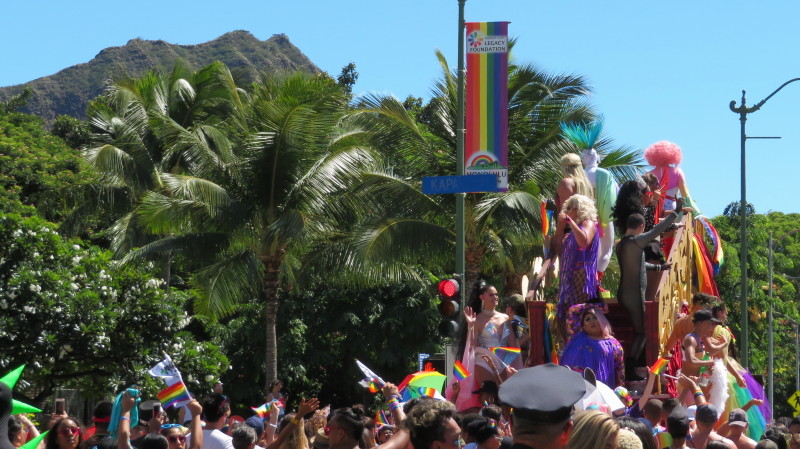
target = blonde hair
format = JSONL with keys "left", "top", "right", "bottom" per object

{"left": 282, "top": 419, "right": 309, "bottom": 449}
{"left": 566, "top": 410, "right": 619, "bottom": 449}
{"left": 561, "top": 194, "right": 597, "bottom": 224}
{"left": 561, "top": 153, "right": 593, "bottom": 198}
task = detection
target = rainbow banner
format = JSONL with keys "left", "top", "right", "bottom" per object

{"left": 465, "top": 21, "right": 510, "bottom": 191}
{"left": 453, "top": 360, "right": 470, "bottom": 381}
{"left": 157, "top": 382, "right": 191, "bottom": 408}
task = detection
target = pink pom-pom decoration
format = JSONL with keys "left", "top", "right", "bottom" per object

{"left": 644, "top": 140, "right": 682, "bottom": 166}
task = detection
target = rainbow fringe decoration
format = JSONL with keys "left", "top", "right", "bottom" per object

{"left": 464, "top": 21, "right": 510, "bottom": 191}
{"left": 251, "top": 402, "right": 272, "bottom": 419}
{"left": 649, "top": 357, "right": 669, "bottom": 375}
{"left": 156, "top": 382, "right": 191, "bottom": 408}
{"left": 453, "top": 360, "right": 470, "bottom": 381}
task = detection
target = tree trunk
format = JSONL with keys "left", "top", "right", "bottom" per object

{"left": 464, "top": 243, "right": 485, "bottom": 296}
{"left": 261, "top": 254, "right": 282, "bottom": 394}
{"left": 503, "top": 272, "right": 523, "bottom": 296}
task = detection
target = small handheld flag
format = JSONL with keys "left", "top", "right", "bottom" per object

{"left": 157, "top": 382, "right": 191, "bottom": 408}
{"left": 649, "top": 357, "right": 669, "bottom": 375}
{"left": 489, "top": 347, "right": 521, "bottom": 366}
{"left": 418, "top": 387, "right": 437, "bottom": 398}
{"left": 359, "top": 378, "right": 381, "bottom": 394}
{"left": 374, "top": 410, "right": 390, "bottom": 426}
{"left": 251, "top": 402, "right": 272, "bottom": 419}
{"left": 453, "top": 360, "right": 470, "bottom": 381}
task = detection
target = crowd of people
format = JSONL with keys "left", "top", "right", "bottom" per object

{"left": 5, "top": 364, "right": 796, "bottom": 449}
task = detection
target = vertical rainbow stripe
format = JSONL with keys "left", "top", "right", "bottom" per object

{"left": 465, "top": 21, "right": 510, "bottom": 191}
{"left": 453, "top": 360, "right": 470, "bottom": 381}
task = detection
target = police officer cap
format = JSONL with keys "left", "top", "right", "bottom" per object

{"left": 498, "top": 364, "right": 585, "bottom": 424}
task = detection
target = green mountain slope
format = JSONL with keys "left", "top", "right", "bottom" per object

{"left": 0, "top": 30, "right": 319, "bottom": 122}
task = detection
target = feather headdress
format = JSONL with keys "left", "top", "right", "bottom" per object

{"left": 560, "top": 117, "right": 604, "bottom": 150}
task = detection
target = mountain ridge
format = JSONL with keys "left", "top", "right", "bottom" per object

{"left": 0, "top": 30, "right": 319, "bottom": 122}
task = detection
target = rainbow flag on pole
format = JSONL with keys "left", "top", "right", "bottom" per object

{"left": 453, "top": 360, "right": 470, "bottom": 381}
{"left": 157, "top": 382, "right": 191, "bottom": 408}
{"left": 489, "top": 346, "right": 521, "bottom": 366}
{"left": 649, "top": 357, "right": 670, "bottom": 375}
{"left": 465, "top": 21, "right": 510, "bottom": 191}
{"left": 374, "top": 410, "right": 390, "bottom": 426}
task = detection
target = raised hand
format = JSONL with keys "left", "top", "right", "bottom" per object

{"left": 297, "top": 397, "right": 320, "bottom": 417}
{"left": 464, "top": 307, "right": 477, "bottom": 327}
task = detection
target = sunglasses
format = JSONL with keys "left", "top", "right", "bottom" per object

{"left": 168, "top": 436, "right": 187, "bottom": 444}
{"left": 162, "top": 424, "right": 183, "bottom": 429}
{"left": 59, "top": 427, "right": 80, "bottom": 437}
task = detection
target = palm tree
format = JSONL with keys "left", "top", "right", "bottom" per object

{"left": 121, "top": 71, "right": 377, "bottom": 387}
{"left": 81, "top": 61, "right": 243, "bottom": 282}
{"left": 306, "top": 50, "right": 644, "bottom": 295}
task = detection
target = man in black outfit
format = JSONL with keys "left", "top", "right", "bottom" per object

{"left": 616, "top": 197, "right": 689, "bottom": 376}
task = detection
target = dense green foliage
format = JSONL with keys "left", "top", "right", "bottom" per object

{"left": 0, "top": 213, "right": 227, "bottom": 403}
{"left": 712, "top": 207, "right": 800, "bottom": 417}
{"left": 0, "top": 113, "right": 90, "bottom": 221}
{"left": 0, "top": 31, "right": 318, "bottom": 123}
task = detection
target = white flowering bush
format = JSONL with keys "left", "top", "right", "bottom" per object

{"left": 0, "top": 213, "right": 227, "bottom": 402}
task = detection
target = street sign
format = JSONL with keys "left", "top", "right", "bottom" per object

{"left": 788, "top": 389, "right": 800, "bottom": 411}
{"left": 422, "top": 174, "right": 501, "bottom": 194}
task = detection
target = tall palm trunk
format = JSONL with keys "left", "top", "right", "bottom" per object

{"left": 261, "top": 254, "right": 282, "bottom": 393}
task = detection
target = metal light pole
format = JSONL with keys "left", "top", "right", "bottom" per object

{"left": 729, "top": 78, "right": 800, "bottom": 368}
{"left": 766, "top": 228, "right": 800, "bottom": 409}
{"left": 768, "top": 232, "right": 773, "bottom": 408}
{"left": 455, "top": 0, "right": 466, "bottom": 302}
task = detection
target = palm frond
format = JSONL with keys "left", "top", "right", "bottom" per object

{"left": 191, "top": 249, "right": 264, "bottom": 319}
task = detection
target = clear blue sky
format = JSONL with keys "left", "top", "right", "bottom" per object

{"left": 3, "top": 1, "right": 799, "bottom": 218}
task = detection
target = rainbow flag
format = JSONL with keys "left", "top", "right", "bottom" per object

{"left": 649, "top": 357, "right": 669, "bottom": 375}
{"left": 453, "top": 360, "right": 470, "bottom": 381}
{"left": 418, "top": 387, "right": 437, "bottom": 398}
{"left": 465, "top": 21, "right": 510, "bottom": 191}
{"left": 157, "top": 382, "right": 191, "bottom": 408}
{"left": 359, "top": 378, "right": 381, "bottom": 394}
{"left": 374, "top": 410, "right": 390, "bottom": 426}
{"left": 251, "top": 401, "right": 277, "bottom": 419}
{"left": 489, "top": 346, "right": 521, "bottom": 366}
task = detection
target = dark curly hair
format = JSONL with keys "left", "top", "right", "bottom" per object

{"left": 612, "top": 180, "right": 647, "bottom": 234}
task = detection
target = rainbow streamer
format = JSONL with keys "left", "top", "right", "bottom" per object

{"left": 374, "top": 410, "right": 390, "bottom": 426}
{"left": 157, "top": 382, "right": 191, "bottom": 408}
{"left": 540, "top": 201, "right": 549, "bottom": 235}
{"left": 649, "top": 357, "right": 669, "bottom": 375}
{"left": 698, "top": 217, "right": 724, "bottom": 275}
{"left": 465, "top": 21, "right": 510, "bottom": 191}
{"left": 453, "top": 360, "right": 470, "bottom": 381}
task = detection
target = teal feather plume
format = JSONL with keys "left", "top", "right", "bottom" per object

{"left": 560, "top": 117, "right": 604, "bottom": 149}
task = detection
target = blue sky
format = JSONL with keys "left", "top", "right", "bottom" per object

{"left": 3, "top": 1, "right": 799, "bottom": 217}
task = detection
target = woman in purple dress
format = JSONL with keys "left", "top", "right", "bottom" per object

{"left": 561, "top": 304, "right": 624, "bottom": 387}
{"left": 556, "top": 194, "right": 600, "bottom": 326}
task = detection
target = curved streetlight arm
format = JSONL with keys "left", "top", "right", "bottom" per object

{"left": 730, "top": 78, "right": 800, "bottom": 114}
